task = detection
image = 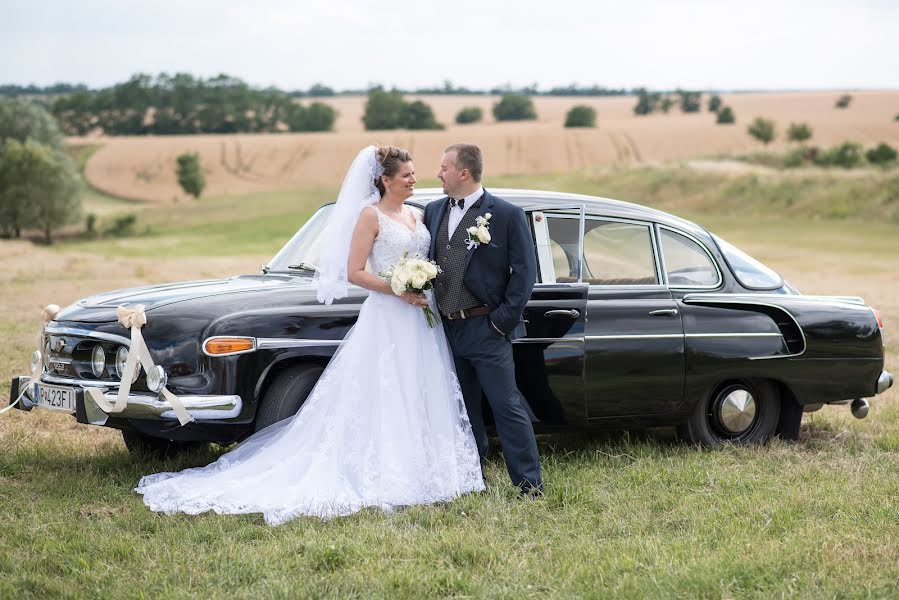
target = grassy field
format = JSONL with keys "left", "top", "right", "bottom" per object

{"left": 71, "top": 90, "right": 899, "bottom": 201}
{"left": 1, "top": 166, "right": 898, "bottom": 598}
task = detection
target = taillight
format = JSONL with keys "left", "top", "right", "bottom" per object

{"left": 872, "top": 308, "right": 884, "bottom": 329}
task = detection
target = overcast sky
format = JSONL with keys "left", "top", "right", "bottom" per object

{"left": 2, "top": 0, "right": 897, "bottom": 91}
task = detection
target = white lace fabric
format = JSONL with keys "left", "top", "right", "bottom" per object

{"left": 136, "top": 208, "right": 484, "bottom": 525}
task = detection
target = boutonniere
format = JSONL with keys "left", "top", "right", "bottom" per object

{"left": 465, "top": 213, "right": 492, "bottom": 250}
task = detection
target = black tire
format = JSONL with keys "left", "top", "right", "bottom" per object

{"left": 678, "top": 379, "right": 780, "bottom": 445}
{"left": 121, "top": 430, "right": 207, "bottom": 458}
{"left": 254, "top": 363, "right": 324, "bottom": 432}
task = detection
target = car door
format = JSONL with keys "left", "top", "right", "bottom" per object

{"left": 511, "top": 208, "right": 588, "bottom": 428}
{"left": 569, "top": 216, "right": 687, "bottom": 420}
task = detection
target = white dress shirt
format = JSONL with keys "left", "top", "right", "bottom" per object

{"left": 447, "top": 186, "right": 484, "bottom": 237}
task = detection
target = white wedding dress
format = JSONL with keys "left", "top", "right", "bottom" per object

{"left": 136, "top": 206, "right": 485, "bottom": 525}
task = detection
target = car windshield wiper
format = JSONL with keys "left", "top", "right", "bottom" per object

{"left": 286, "top": 262, "right": 318, "bottom": 272}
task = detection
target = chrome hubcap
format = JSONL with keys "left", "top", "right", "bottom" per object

{"left": 718, "top": 389, "right": 756, "bottom": 433}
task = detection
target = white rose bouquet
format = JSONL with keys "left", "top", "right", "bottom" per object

{"left": 381, "top": 253, "right": 442, "bottom": 327}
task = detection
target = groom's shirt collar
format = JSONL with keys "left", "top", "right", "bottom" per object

{"left": 447, "top": 186, "right": 483, "bottom": 237}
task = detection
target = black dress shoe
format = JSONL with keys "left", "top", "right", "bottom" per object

{"left": 517, "top": 486, "right": 544, "bottom": 500}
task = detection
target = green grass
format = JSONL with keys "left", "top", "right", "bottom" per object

{"left": 1, "top": 427, "right": 897, "bottom": 599}
{"left": 3, "top": 165, "right": 899, "bottom": 598}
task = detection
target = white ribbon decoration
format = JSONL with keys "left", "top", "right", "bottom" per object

{"left": 84, "top": 304, "right": 194, "bottom": 426}
{"left": 1, "top": 304, "right": 60, "bottom": 416}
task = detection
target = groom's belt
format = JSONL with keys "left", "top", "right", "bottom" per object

{"left": 444, "top": 305, "right": 491, "bottom": 320}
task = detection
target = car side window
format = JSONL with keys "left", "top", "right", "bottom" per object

{"left": 660, "top": 228, "right": 720, "bottom": 287}
{"left": 582, "top": 220, "right": 658, "bottom": 285}
{"left": 545, "top": 216, "right": 581, "bottom": 282}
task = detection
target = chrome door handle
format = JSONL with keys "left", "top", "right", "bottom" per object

{"left": 544, "top": 309, "right": 580, "bottom": 319}
{"left": 649, "top": 308, "right": 679, "bottom": 317}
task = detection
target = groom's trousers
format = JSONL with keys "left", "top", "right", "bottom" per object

{"left": 443, "top": 315, "right": 543, "bottom": 492}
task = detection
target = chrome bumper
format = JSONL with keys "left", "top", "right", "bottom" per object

{"left": 12, "top": 376, "right": 242, "bottom": 422}
{"left": 877, "top": 371, "right": 893, "bottom": 395}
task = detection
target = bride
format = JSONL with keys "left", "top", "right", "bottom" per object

{"left": 136, "top": 146, "right": 485, "bottom": 525}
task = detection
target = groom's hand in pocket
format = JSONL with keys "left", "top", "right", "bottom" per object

{"left": 488, "top": 319, "right": 505, "bottom": 337}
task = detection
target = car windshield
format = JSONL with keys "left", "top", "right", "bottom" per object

{"left": 266, "top": 205, "right": 333, "bottom": 273}
{"left": 713, "top": 234, "right": 784, "bottom": 289}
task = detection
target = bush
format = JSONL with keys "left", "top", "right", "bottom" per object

{"left": 707, "top": 94, "right": 722, "bottom": 113}
{"left": 105, "top": 213, "right": 137, "bottom": 236}
{"left": 660, "top": 96, "right": 674, "bottom": 113}
{"left": 835, "top": 94, "right": 852, "bottom": 109}
{"left": 564, "top": 105, "right": 597, "bottom": 128}
{"left": 633, "top": 88, "right": 661, "bottom": 115}
{"left": 865, "top": 143, "right": 897, "bottom": 165}
{"left": 787, "top": 122, "right": 813, "bottom": 143}
{"left": 85, "top": 213, "right": 97, "bottom": 235}
{"left": 815, "top": 142, "right": 864, "bottom": 168}
{"left": 284, "top": 102, "right": 336, "bottom": 132}
{"left": 362, "top": 89, "right": 442, "bottom": 130}
{"left": 493, "top": 94, "right": 537, "bottom": 121}
{"left": 455, "top": 106, "right": 483, "bottom": 125}
{"left": 716, "top": 106, "right": 735, "bottom": 124}
{"left": 176, "top": 152, "right": 205, "bottom": 198}
{"left": 362, "top": 88, "right": 407, "bottom": 130}
{"left": 403, "top": 100, "right": 443, "bottom": 130}
{"left": 747, "top": 117, "right": 776, "bottom": 145}
{"left": 677, "top": 90, "right": 702, "bottom": 113}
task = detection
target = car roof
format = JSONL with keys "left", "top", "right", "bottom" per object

{"left": 410, "top": 187, "right": 711, "bottom": 239}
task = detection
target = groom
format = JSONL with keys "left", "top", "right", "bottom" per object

{"left": 424, "top": 143, "right": 542, "bottom": 496}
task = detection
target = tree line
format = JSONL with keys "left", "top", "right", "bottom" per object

{"left": 48, "top": 73, "right": 337, "bottom": 136}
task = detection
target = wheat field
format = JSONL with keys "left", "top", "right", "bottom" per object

{"left": 76, "top": 91, "right": 899, "bottom": 202}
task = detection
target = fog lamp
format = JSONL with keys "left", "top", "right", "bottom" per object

{"left": 115, "top": 346, "right": 140, "bottom": 383}
{"left": 91, "top": 345, "right": 106, "bottom": 377}
{"left": 31, "top": 350, "right": 42, "bottom": 373}
{"left": 146, "top": 365, "right": 167, "bottom": 393}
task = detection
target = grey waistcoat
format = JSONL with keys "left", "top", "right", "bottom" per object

{"left": 433, "top": 199, "right": 484, "bottom": 316}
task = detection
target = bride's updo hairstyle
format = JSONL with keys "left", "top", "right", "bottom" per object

{"left": 374, "top": 146, "right": 412, "bottom": 196}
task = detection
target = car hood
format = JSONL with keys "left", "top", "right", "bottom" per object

{"left": 55, "top": 274, "right": 317, "bottom": 323}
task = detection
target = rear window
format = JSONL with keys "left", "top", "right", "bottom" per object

{"left": 713, "top": 235, "right": 784, "bottom": 289}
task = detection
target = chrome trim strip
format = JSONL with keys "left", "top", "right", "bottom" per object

{"left": 686, "top": 332, "right": 783, "bottom": 338}
{"left": 45, "top": 325, "right": 131, "bottom": 346}
{"left": 585, "top": 332, "right": 783, "bottom": 341}
{"left": 256, "top": 338, "right": 343, "bottom": 349}
{"left": 41, "top": 373, "right": 120, "bottom": 388}
{"left": 587, "top": 334, "right": 684, "bottom": 340}
{"left": 658, "top": 225, "right": 723, "bottom": 290}
{"left": 202, "top": 336, "right": 258, "bottom": 357}
{"left": 513, "top": 337, "right": 582, "bottom": 344}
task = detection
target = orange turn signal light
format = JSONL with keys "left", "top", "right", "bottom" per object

{"left": 203, "top": 337, "right": 256, "bottom": 356}
{"left": 872, "top": 308, "right": 884, "bottom": 329}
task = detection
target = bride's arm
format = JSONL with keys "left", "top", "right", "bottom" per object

{"left": 347, "top": 208, "right": 427, "bottom": 307}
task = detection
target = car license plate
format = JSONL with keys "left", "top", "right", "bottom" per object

{"left": 34, "top": 383, "right": 76, "bottom": 413}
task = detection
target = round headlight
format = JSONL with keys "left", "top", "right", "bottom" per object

{"left": 146, "top": 365, "right": 167, "bottom": 393}
{"left": 91, "top": 345, "right": 106, "bottom": 377}
{"left": 115, "top": 347, "right": 140, "bottom": 383}
{"left": 31, "top": 350, "right": 42, "bottom": 373}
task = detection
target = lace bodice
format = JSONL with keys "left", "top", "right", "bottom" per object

{"left": 369, "top": 206, "right": 431, "bottom": 275}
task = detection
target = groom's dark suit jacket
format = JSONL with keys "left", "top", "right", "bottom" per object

{"left": 424, "top": 189, "right": 537, "bottom": 340}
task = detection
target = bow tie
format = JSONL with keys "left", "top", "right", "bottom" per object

{"left": 449, "top": 197, "right": 465, "bottom": 209}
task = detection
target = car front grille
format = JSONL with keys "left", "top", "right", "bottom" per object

{"left": 41, "top": 325, "right": 145, "bottom": 390}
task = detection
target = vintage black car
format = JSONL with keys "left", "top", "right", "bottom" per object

{"left": 10, "top": 189, "right": 893, "bottom": 453}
